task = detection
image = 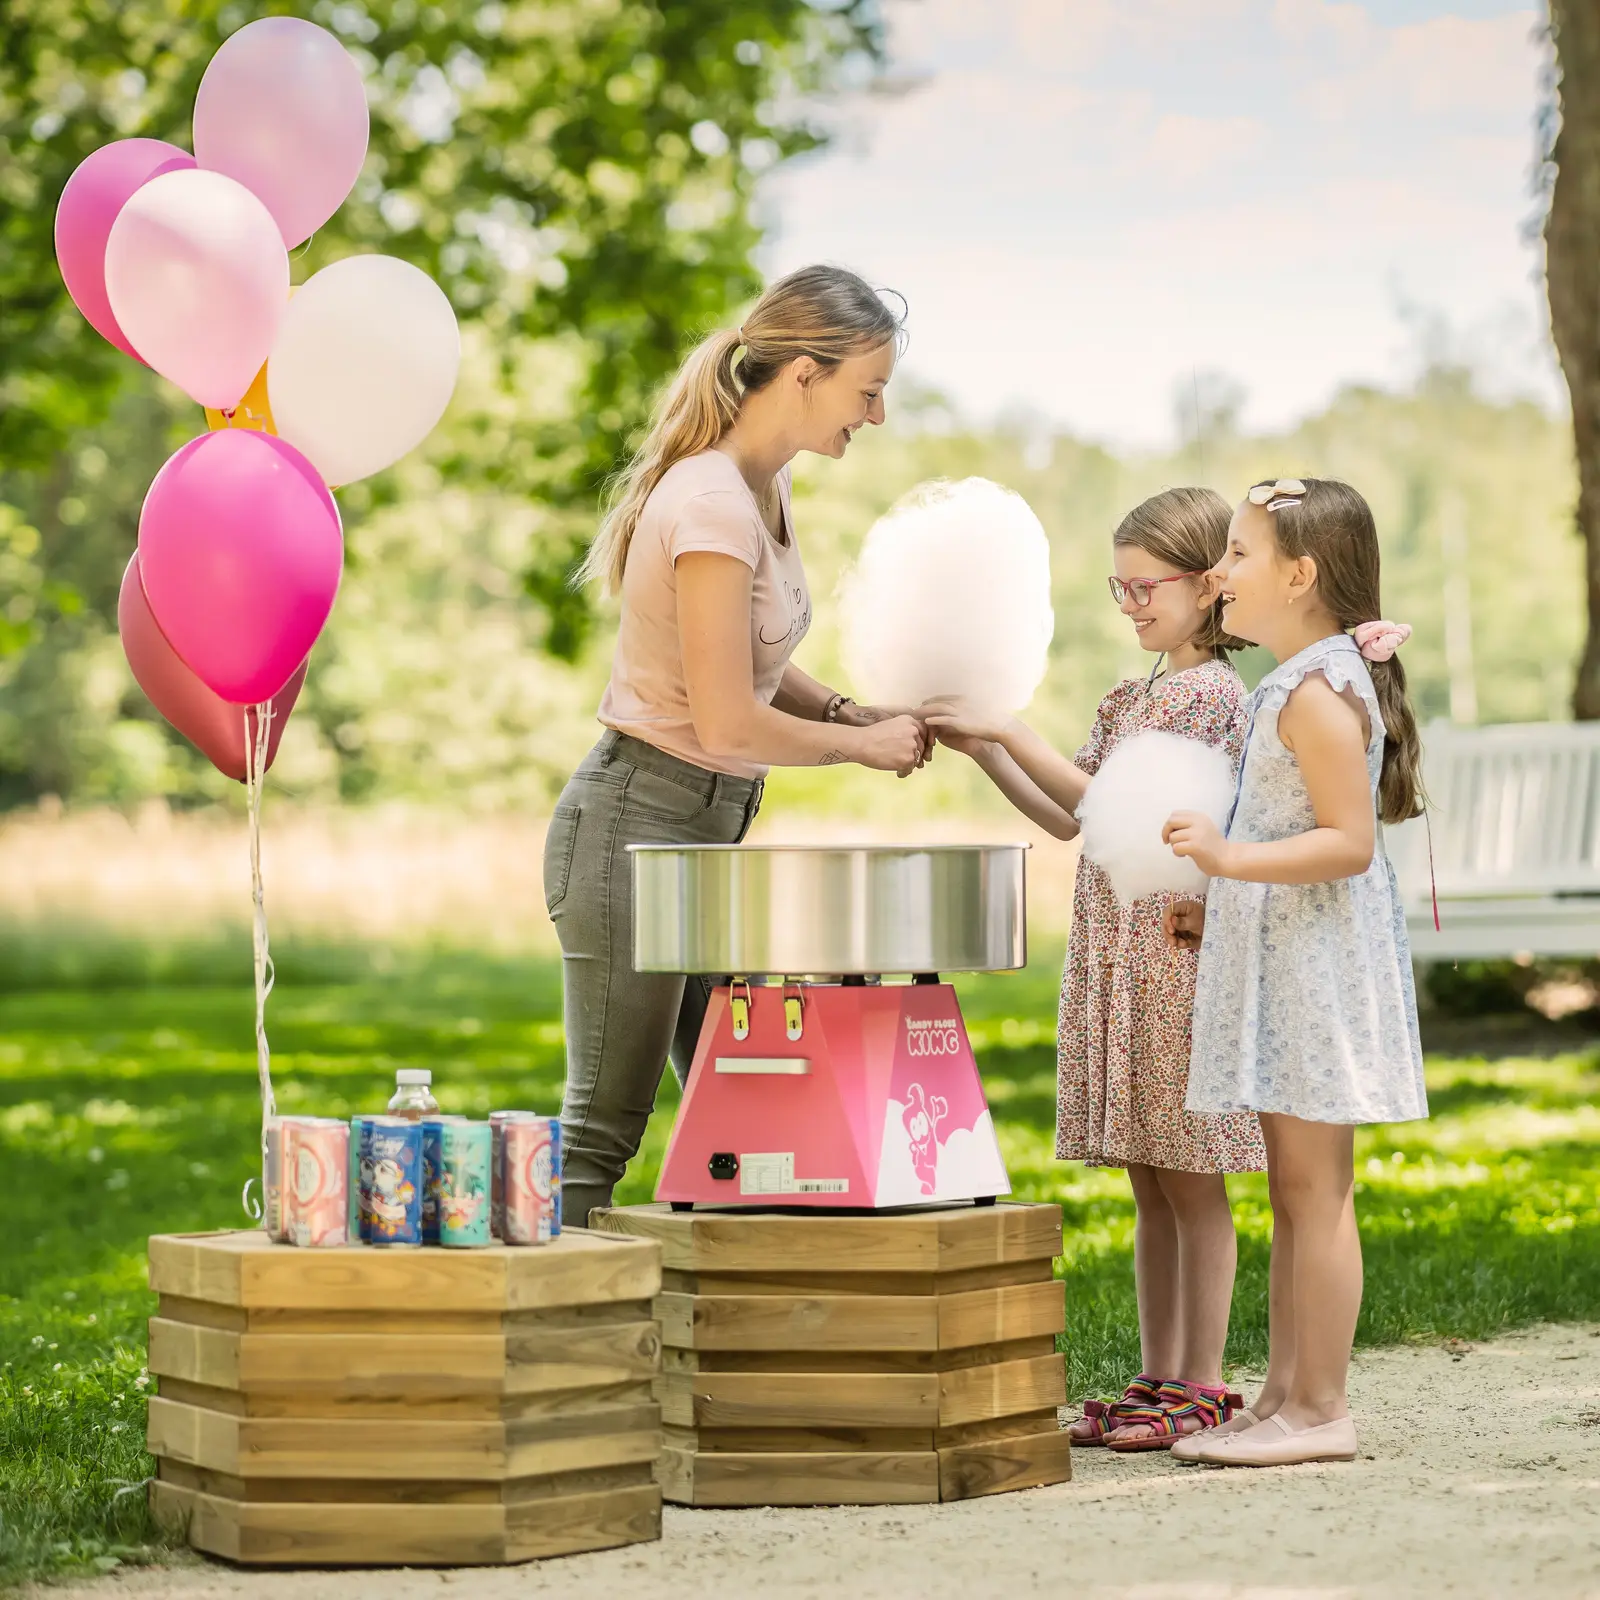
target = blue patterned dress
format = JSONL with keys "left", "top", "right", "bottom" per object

{"left": 1185, "top": 635, "right": 1428, "bottom": 1125}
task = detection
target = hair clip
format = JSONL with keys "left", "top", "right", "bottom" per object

{"left": 1247, "top": 477, "right": 1306, "bottom": 510}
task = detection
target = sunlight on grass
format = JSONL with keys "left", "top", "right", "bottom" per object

{"left": 1, "top": 943, "right": 1598, "bottom": 1584}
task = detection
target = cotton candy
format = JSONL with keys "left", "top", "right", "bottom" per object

{"left": 1077, "top": 730, "right": 1236, "bottom": 906}
{"left": 839, "top": 477, "right": 1054, "bottom": 716}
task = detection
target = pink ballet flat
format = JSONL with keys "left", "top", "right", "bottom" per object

{"left": 1170, "top": 1405, "right": 1259, "bottom": 1462}
{"left": 1194, "top": 1411, "right": 1357, "bottom": 1467}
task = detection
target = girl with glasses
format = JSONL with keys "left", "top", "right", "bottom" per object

{"left": 923, "top": 487, "right": 1264, "bottom": 1452}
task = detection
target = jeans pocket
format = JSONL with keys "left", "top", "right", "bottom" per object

{"left": 543, "top": 803, "right": 582, "bottom": 913}
{"left": 623, "top": 763, "right": 711, "bottom": 822}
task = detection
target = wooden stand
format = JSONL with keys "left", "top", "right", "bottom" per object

{"left": 589, "top": 1202, "right": 1071, "bottom": 1506}
{"left": 144, "top": 1229, "right": 664, "bottom": 1566}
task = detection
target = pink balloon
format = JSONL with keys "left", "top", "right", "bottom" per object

{"left": 54, "top": 139, "right": 196, "bottom": 360}
{"left": 104, "top": 168, "right": 289, "bottom": 409}
{"left": 138, "top": 431, "right": 342, "bottom": 705}
{"left": 194, "top": 17, "right": 370, "bottom": 250}
{"left": 118, "top": 552, "right": 307, "bottom": 782}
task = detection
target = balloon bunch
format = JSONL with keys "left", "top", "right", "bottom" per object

{"left": 55, "top": 15, "right": 461, "bottom": 781}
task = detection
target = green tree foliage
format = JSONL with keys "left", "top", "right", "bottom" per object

{"left": 0, "top": 0, "right": 884, "bottom": 800}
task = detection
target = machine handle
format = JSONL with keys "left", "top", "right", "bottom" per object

{"left": 714, "top": 1057, "right": 812, "bottom": 1075}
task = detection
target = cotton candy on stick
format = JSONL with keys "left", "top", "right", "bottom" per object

{"left": 840, "top": 478, "right": 1055, "bottom": 716}
{"left": 1077, "top": 730, "right": 1236, "bottom": 906}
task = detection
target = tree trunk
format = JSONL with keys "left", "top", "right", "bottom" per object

{"left": 1547, "top": 2, "right": 1600, "bottom": 718}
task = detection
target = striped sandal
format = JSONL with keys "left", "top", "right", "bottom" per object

{"left": 1068, "top": 1374, "right": 1163, "bottom": 1446}
{"left": 1105, "top": 1380, "right": 1242, "bottom": 1453}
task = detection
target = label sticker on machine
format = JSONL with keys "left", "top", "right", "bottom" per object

{"left": 739, "top": 1152, "right": 848, "bottom": 1196}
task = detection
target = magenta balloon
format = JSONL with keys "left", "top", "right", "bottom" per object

{"left": 118, "top": 552, "right": 307, "bottom": 782}
{"left": 138, "top": 431, "right": 342, "bottom": 705}
{"left": 193, "top": 16, "right": 370, "bottom": 249}
{"left": 54, "top": 139, "right": 196, "bottom": 360}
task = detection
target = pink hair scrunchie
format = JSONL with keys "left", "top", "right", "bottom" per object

{"left": 1352, "top": 620, "right": 1412, "bottom": 662}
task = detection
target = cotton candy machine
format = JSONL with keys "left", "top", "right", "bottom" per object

{"left": 631, "top": 843, "right": 1027, "bottom": 1210}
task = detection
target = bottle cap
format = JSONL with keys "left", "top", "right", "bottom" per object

{"left": 395, "top": 1069, "right": 433, "bottom": 1086}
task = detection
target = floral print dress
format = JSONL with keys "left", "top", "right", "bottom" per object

{"left": 1057, "top": 659, "right": 1266, "bottom": 1173}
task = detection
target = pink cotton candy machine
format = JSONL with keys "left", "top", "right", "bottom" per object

{"left": 631, "top": 843, "right": 1028, "bottom": 1210}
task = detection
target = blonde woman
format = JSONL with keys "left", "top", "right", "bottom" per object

{"left": 546, "top": 265, "right": 923, "bottom": 1225}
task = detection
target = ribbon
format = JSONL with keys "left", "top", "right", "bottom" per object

{"left": 240, "top": 700, "right": 278, "bottom": 1224}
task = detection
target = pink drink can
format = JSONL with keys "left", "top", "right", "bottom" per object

{"left": 490, "top": 1111, "right": 538, "bottom": 1240}
{"left": 281, "top": 1117, "right": 350, "bottom": 1248}
{"left": 502, "top": 1116, "right": 558, "bottom": 1246}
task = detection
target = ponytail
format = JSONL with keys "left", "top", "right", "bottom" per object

{"left": 578, "top": 264, "right": 907, "bottom": 595}
{"left": 1371, "top": 656, "right": 1424, "bottom": 824}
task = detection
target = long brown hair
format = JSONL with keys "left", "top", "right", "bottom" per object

{"left": 1253, "top": 477, "right": 1424, "bottom": 823}
{"left": 578, "top": 265, "right": 907, "bottom": 593}
{"left": 1113, "top": 486, "right": 1242, "bottom": 657}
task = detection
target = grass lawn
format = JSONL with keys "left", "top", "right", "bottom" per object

{"left": 2, "top": 940, "right": 1599, "bottom": 1587}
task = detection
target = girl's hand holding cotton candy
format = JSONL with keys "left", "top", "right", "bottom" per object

{"left": 1162, "top": 811, "right": 1231, "bottom": 878}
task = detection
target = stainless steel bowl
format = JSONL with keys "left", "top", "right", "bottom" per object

{"left": 630, "top": 843, "right": 1028, "bottom": 975}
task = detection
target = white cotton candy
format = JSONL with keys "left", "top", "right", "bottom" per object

{"left": 839, "top": 478, "right": 1054, "bottom": 716}
{"left": 1077, "top": 730, "right": 1236, "bottom": 907}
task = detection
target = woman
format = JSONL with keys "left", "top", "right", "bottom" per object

{"left": 546, "top": 264, "right": 924, "bottom": 1225}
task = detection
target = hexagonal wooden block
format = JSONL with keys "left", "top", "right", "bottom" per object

{"left": 589, "top": 1202, "right": 1072, "bottom": 1507}
{"left": 144, "top": 1229, "right": 664, "bottom": 1565}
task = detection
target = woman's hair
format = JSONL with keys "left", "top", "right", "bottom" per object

{"left": 1112, "top": 486, "right": 1242, "bottom": 656}
{"left": 1252, "top": 476, "right": 1424, "bottom": 824}
{"left": 577, "top": 264, "right": 907, "bottom": 593}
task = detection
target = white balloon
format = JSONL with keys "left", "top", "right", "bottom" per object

{"left": 840, "top": 477, "right": 1055, "bottom": 716}
{"left": 1077, "top": 730, "right": 1237, "bottom": 906}
{"left": 104, "top": 168, "right": 289, "bottom": 409}
{"left": 267, "top": 255, "right": 460, "bottom": 485}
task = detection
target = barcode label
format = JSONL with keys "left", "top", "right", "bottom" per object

{"left": 793, "top": 1179, "right": 849, "bottom": 1194}
{"left": 739, "top": 1153, "right": 849, "bottom": 1196}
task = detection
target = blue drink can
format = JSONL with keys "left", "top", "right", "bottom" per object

{"left": 421, "top": 1116, "right": 468, "bottom": 1245}
{"left": 348, "top": 1115, "right": 365, "bottom": 1241}
{"left": 359, "top": 1116, "right": 423, "bottom": 1247}
{"left": 437, "top": 1121, "right": 493, "bottom": 1249}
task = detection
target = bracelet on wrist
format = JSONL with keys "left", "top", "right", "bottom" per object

{"left": 823, "top": 694, "right": 854, "bottom": 723}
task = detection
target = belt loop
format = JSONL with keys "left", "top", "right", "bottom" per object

{"left": 710, "top": 773, "right": 724, "bottom": 807}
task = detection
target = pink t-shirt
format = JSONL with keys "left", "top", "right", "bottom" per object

{"left": 598, "top": 450, "right": 812, "bottom": 779}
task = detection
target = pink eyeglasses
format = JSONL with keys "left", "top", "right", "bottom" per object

{"left": 1107, "top": 572, "right": 1206, "bottom": 607}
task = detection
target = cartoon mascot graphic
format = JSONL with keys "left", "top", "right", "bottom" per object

{"left": 902, "top": 1081, "right": 949, "bottom": 1196}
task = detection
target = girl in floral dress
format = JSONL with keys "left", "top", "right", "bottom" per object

{"left": 924, "top": 487, "right": 1265, "bottom": 1452}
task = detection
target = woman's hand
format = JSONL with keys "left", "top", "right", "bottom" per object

{"left": 1162, "top": 811, "right": 1233, "bottom": 877}
{"left": 848, "top": 714, "right": 926, "bottom": 777}
{"left": 837, "top": 702, "right": 932, "bottom": 767}
{"left": 1163, "top": 899, "right": 1206, "bottom": 951}
{"left": 919, "top": 697, "right": 1013, "bottom": 746}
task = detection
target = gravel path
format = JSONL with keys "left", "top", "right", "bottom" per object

{"left": 33, "top": 1322, "right": 1600, "bottom": 1600}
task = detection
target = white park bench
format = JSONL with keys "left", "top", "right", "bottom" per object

{"left": 1388, "top": 720, "right": 1600, "bottom": 960}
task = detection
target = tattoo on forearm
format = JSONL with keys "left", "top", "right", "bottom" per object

{"left": 818, "top": 749, "right": 847, "bottom": 766}
{"left": 853, "top": 708, "right": 888, "bottom": 724}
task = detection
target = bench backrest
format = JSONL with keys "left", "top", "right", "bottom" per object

{"left": 1387, "top": 721, "right": 1600, "bottom": 900}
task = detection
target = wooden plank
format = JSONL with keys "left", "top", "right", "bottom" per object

{"left": 659, "top": 1258, "right": 1050, "bottom": 1298}
{"left": 148, "top": 1234, "right": 251, "bottom": 1305}
{"left": 661, "top": 1446, "right": 940, "bottom": 1507}
{"left": 504, "top": 1483, "right": 661, "bottom": 1561}
{"left": 591, "top": 1206, "right": 944, "bottom": 1274}
{"left": 938, "top": 1426, "right": 1073, "bottom": 1500}
{"left": 149, "top": 1320, "right": 240, "bottom": 1390}
{"left": 157, "top": 1295, "right": 248, "bottom": 1332}
{"left": 663, "top": 1424, "right": 932, "bottom": 1454}
{"left": 152, "top": 1480, "right": 510, "bottom": 1565}
{"left": 663, "top": 1334, "right": 1056, "bottom": 1375}
{"left": 505, "top": 1319, "right": 660, "bottom": 1395}
{"left": 938, "top": 1354, "right": 1066, "bottom": 1428}
{"left": 655, "top": 1370, "right": 936, "bottom": 1430}
{"left": 936, "top": 1408, "right": 1060, "bottom": 1448}
{"left": 240, "top": 1244, "right": 509, "bottom": 1313}
{"left": 937, "top": 1280, "right": 1065, "bottom": 1350}
{"left": 246, "top": 1307, "right": 507, "bottom": 1334}
{"left": 658, "top": 1291, "right": 938, "bottom": 1352}
{"left": 934, "top": 1205, "right": 1062, "bottom": 1274}
{"left": 503, "top": 1231, "right": 662, "bottom": 1312}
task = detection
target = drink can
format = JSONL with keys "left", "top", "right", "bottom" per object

{"left": 420, "top": 1115, "right": 468, "bottom": 1245}
{"left": 436, "top": 1121, "right": 493, "bottom": 1248}
{"left": 263, "top": 1118, "right": 284, "bottom": 1240}
{"left": 348, "top": 1115, "right": 365, "bottom": 1241}
{"left": 360, "top": 1116, "right": 423, "bottom": 1246}
{"left": 489, "top": 1111, "right": 536, "bottom": 1239}
{"left": 281, "top": 1117, "right": 350, "bottom": 1248}
{"left": 503, "top": 1116, "right": 560, "bottom": 1245}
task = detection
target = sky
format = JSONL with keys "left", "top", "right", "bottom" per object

{"left": 759, "top": 0, "right": 1560, "bottom": 449}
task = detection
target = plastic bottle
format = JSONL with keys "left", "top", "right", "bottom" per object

{"left": 387, "top": 1068, "right": 439, "bottom": 1121}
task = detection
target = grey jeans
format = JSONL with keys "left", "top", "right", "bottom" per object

{"left": 544, "top": 730, "right": 762, "bottom": 1225}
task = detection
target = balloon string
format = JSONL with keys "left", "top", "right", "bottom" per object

{"left": 242, "top": 701, "right": 277, "bottom": 1225}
